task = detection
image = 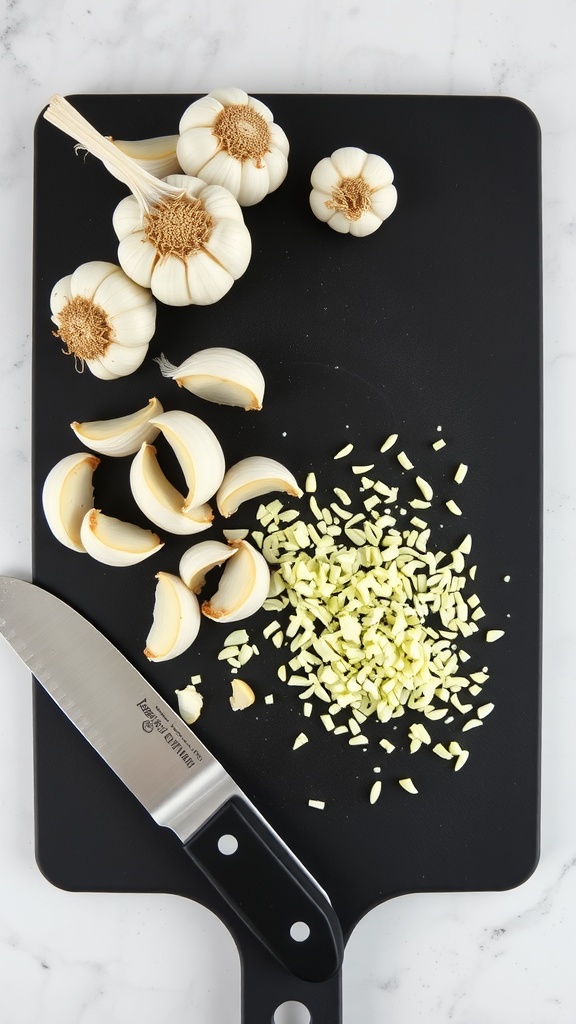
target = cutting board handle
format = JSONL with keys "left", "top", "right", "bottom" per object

{"left": 184, "top": 795, "right": 343, "bottom": 983}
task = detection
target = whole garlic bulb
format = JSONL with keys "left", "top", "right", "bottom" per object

{"left": 309, "top": 147, "right": 398, "bottom": 237}
{"left": 177, "top": 88, "right": 289, "bottom": 207}
{"left": 50, "top": 261, "right": 157, "bottom": 379}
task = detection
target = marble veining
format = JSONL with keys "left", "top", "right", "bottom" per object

{"left": 1, "top": 0, "right": 575, "bottom": 1021}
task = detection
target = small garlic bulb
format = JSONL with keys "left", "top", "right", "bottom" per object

{"left": 177, "top": 88, "right": 289, "bottom": 207}
{"left": 309, "top": 147, "right": 398, "bottom": 236}
{"left": 50, "top": 261, "right": 157, "bottom": 379}
{"left": 44, "top": 96, "right": 252, "bottom": 308}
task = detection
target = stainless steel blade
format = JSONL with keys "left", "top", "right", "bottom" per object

{"left": 0, "top": 576, "right": 242, "bottom": 843}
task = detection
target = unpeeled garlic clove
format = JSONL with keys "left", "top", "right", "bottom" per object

{"left": 130, "top": 443, "right": 213, "bottom": 536}
{"left": 175, "top": 682, "right": 203, "bottom": 724}
{"left": 108, "top": 135, "right": 181, "bottom": 178}
{"left": 179, "top": 539, "right": 238, "bottom": 593}
{"left": 42, "top": 451, "right": 100, "bottom": 551}
{"left": 145, "top": 572, "right": 201, "bottom": 662}
{"left": 229, "top": 678, "right": 255, "bottom": 711}
{"left": 216, "top": 456, "right": 303, "bottom": 517}
{"left": 202, "top": 539, "right": 270, "bottom": 622}
{"left": 155, "top": 347, "right": 265, "bottom": 410}
{"left": 70, "top": 397, "right": 163, "bottom": 457}
{"left": 80, "top": 509, "right": 163, "bottom": 567}
{"left": 149, "top": 410, "right": 226, "bottom": 510}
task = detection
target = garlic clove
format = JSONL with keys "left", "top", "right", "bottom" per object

{"left": 185, "top": 252, "right": 234, "bottom": 307}
{"left": 112, "top": 194, "right": 147, "bottom": 239}
{"left": 178, "top": 94, "right": 224, "bottom": 131}
{"left": 49, "top": 274, "right": 73, "bottom": 317}
{"left": 130, "top": 443, "right": 213, "bottom": 536}
{"left": 265, "top": 144, "right": 290, "bottom": 192}
{"left": 229, "top": 678, "right": 255, "bottom": 711}
{"left": 87, "top": 340, "right": 150, "bottom": 380}
{"left": 202, "top": 539, "right": 270, "bottom": 622}
{"left": 117, "top": 231, "right": 161, "bottom": 289}
{"left": 216, "top": 456, "right": 303, "bottom": 517}
{"left": 108, "top": 303, "right": 158, "bottom": 347}
{"left": 145, "top": 572, "right": 201, "bottom": 662}
{"left": 149, "top": 254, "right": 192, "bottom": 307}
{"left": 156, "top": 347, "right": 265, "bottom": 411}
{"left": 330, "top": 146, "right": 367, "bottom": 179}
{"left": 175, "top": 683, "right": 203, "bottom": 724}
{"left": 109, "top": 135, "right": 181, "bottom": 178}
{"left": 237, "top": 159, "right": 270, "bottom": 207}
{"left": 362, "top": 152, "right": 394, "bottom": 189}
{"left": 268, "top": 121, "right": 290, "bottom": 158}
{"left": 80, "top": 509, "right": 163, "bottom": 567}
{"left": 149, "top": 410, "right": 226, "bottom": 510}
{"left": 70, "top": 396, "right": 163, "bottom": 457}
{"left": 310, "top": 156, "right": 341, "bottom": 194}
{"left": 369, "top": 185, "right": 398, "bottom": 222}
{"left": 179, "top": 539, "right": 238, "bottom": 593}
{"left": 69, "top": 260, "right": 119, "bottom": 300}
{"left": 201, "top": 183, "right": 247, "bottom": 223}
{"left": 42, "top": 452, "right": 100, "bottom": 552}
{"left": 349, "top": 210, "right": 386, "bottom": 238}
{"left": 203, "top": 218, "right": 252, "bottom": 280}
{"left": 195, "top": 149, "right": 243, "bottom": 200}
{"left": 175, "top": 125, "right": 220, "bottom": 175}
{"left": 92, "top": 267, "right": 154, "bottom": 320}
{"left": 209, "top": 86, "right": 251, "bottom": 107}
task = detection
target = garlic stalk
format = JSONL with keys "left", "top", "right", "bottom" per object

{"left": 177, "top": 88, "right": 289, "bottom": 206}
{"left": 149, "top": 410, "right": 226, "bottom": 510}
{"left": 156, "top": 347, "right": 265, "bottom": 410}
{"left": 202, "top": 539, "right": 270, "bottom": 622}
{"left": 179, "top": 539, "right": 238, "bottom": 593}
{"left": 50, "top": 261, "right": 156, "bottom": 379}
{"left": 130, "top": 443, "right": 213, "bottom": 536}
{"left": 108, "top": 135, "right": 181, "bottom": 178}
{"left": 71, "top": 396, "right": 163, "bottom": 457}
{"left": 310, "top": 147, "right": 398, "bottom": 236}
{"left": 42, "top": 452, "right": 100, "bottom": 552}
{"left": 145, "top": 572, "right": 201, "bottom": 662}
{"left": 44, "top": 95, "right": 252, "bottom": 308}
{"left": 216, "top": 456, "right": 303, "bottom": 517}
{"left": 80, "top": 509, "right": 163, "bottom": 566}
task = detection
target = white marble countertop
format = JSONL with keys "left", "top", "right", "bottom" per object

{"left": 1, "top": 1, "right": 574, "bottom": 1021}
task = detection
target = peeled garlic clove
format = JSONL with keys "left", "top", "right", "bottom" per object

{"left": 80, "top": 509, "right": 163, "bottom": 567}
{"left": 71, "top": 397, "right": 163, "bottom": 457}
{"left": 202, "top": 539, "right": 270, "bottom": 623}
{"left": 108, "top": 135, "right": 181, "bottom": 178}
{"left": 175, "top": 683, "right": 203, "bottom": 724}
{"left": 217, "top": 456, "right": 303, "bottom": 517}
{"left": 145, "top": 572, "right": 201, "bottom": 662}
{"left": 130, "top": 443, "right": 213, "bottom": 536}
{"left": 229, "top": 678, "right": 255, "bottom": 711}
{"left": 179, "top": 539, "right": 238, "bottom": 593}
{"left": 42, "top": 452, "right": 100, "bottom": 551}
{"left": 156, "top": 347, "right": 265, "bottom": 411}
{"left": 149, "top": 410, "right": 226, "bottom": 510}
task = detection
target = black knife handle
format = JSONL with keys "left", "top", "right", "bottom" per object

{"left": 183, "top": 795, "right": 343, "bottom": 982}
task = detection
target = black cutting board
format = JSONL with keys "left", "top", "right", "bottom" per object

{"left": 32, "top": 94, "right": 541, "bottom": 1022}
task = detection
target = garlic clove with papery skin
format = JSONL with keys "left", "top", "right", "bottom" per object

{"left": 216, "top": 456, "right": 303, "bottom": 518}
{"left": 71, "top": 397, "right": 163, "bottom": 457}
{"left": 177, "top": 88, "right": 289, "bottom": 207}
{"left": 310, "top": 147, "right": 397, "bottom": 237}
{"left": 50, "top": 260, "right": 156, "bottom": 378}
{"left": 42, "top": 452, "right": 100, "bottom": 552}
{"left": 145, "top": 572, "right": 201, "bottom": 662}
{"left": 201, "top": 539, "right": 270, "bottom": 623}
{"left": 179, "top": 539, "right": 238, "bottom": 593}
{"left": 155, "top": 347, "right": 265, "bottom": 410}
{"left": 108, "top": 135, "right": 181, "bottom": 178}
{"left": 130, "top": 443, "right": 214, "bottom": 536}
{"left": 149, "top": 410, "right": 226, "bottom": 510}
{"left": 79, "top": 509, "right": 163, "bottom": 567}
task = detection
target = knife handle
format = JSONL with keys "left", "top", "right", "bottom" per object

{"left": 183, "top": 795, "right": 343, "bottom": 982}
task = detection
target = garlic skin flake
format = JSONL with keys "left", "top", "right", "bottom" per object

{"left": 44, "top": 96, "right": 251, "bottom": 309}
{"left": 177, "top": 88, "right": 289, "bottom": 207}
{"left": 145, "top": 572, "right": 201, "bottom": 662}
{"left": 217, "top": 456, "right": 303, "bottom": 517}
{"left": 71, "top": 397, "right": 163, "bottom": 457}
{"left": 310, "top": 147, "right": 397, "bottom": 236}
{"left": 130, "top": 443, "right": 213, "bottom": 536}
{"left": 50, "top": 261, "right": 156, "bottom": 379}
{"left": 202, "top": 540, "right": 270, "bottom": 623}
{"left": 42, "top": 452, "right": 100, "bottom": 552}
{"left": 156, "top": 347, "right": 265, "bottom": 410}
{"left": 179, "top": 539, "right": 238, "bottom": 593}
{"left": 150, "top": 410, "right": 226, "bottom": 510}
{"left": 80, "top": 509, "right": 163, "bottom": 567}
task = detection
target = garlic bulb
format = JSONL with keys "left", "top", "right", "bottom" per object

{"left": 145, "top": 572, "right": 201, "bottom": 662}
{"left": 44, "top": 96, "right": 252, "bottom": 308}
{"left": 175, "top": 683, "right": 203, "bottom": 724}
{"left": 130, "top": 443, "right": 214, "bottom": 536}
{"left": 150, "top": 410, "right": 226, "bottom": 510}
{"left": 309, "top": 147, "right": 398, "bottom": 236}
{"left": 71, "top": 396, "right": 163, "bottom": 457}
{"left": 108, "top": 136, "right": 181, "bottom": 178}
{"left": 177, "top": 88, "right": 289, "bottom": 206}
{"left": 80, "top": 509, "right": 163, "bottom": 566}
{"left": 155, "top": 347, "right": 265, "bottom": 410}
{"left": 179, "top": 539, "right": 238, "bottom": 593}
{"left": 202, "top": 539, "right": 270, "bottom": 622}
{"left": 50, "top": 261, "right": 156, "bottom": 379}
{"left": 42, "top": 452, "right": 100, "bottom": 552}
{"left": 217, "top": 456, "right": 303, "bottom": 517}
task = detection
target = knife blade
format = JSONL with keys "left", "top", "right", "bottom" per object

{"left": 0, "top": 575, "right": 343, "bottom": 982}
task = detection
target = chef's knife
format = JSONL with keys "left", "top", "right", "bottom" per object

{"left": 0, "top": 575, "right": 343, "bottom": 982}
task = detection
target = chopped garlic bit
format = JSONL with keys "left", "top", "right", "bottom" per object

{"left": 175, "top": 683, "right": 203, "bottom": 725}
{"left": 399, "top": 777, "right": 418, "bottom": 794}
{"left": 369, "top": 780, "right": 382, "bottom": 804}
{"left": 380, "top": 434, "right": 398, "bottom": 453}
{"left": 305, "top": 472, "right": 317, "bottom": 493}
{"left": 397, "top": 451, "right": 414, "bottom": 471}
{"left": 486, "top": 629, "right": 505, "bottom": 643}
{"left": 454, "top": 463, "right": 468, "bottom": 484}
{"left": 308, "top": 799, "right": 325, "bottom": 810}
{"left": 432, "top": 438, "right": 446, "bottom": 451}
{"left": 293, "top": 732, "right": 309, "bottom": 750}
{"left": 229, "top": 678, "right": 255, "bottom": 711}
{"left": 334, "top": 443, "right": 354, "bottom": 459}
{"left": 446, "top": 499, "right": 462, "bottom": 516}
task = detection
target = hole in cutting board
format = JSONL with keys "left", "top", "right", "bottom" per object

{"left": 289, "top": 920, "right": 311, "bottom": 942}
{"left": 273, "top": 1000, "right": 311, "bottom": 1024}
{"left": 217, "top": 833, "right": 238, "bottom": 856}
